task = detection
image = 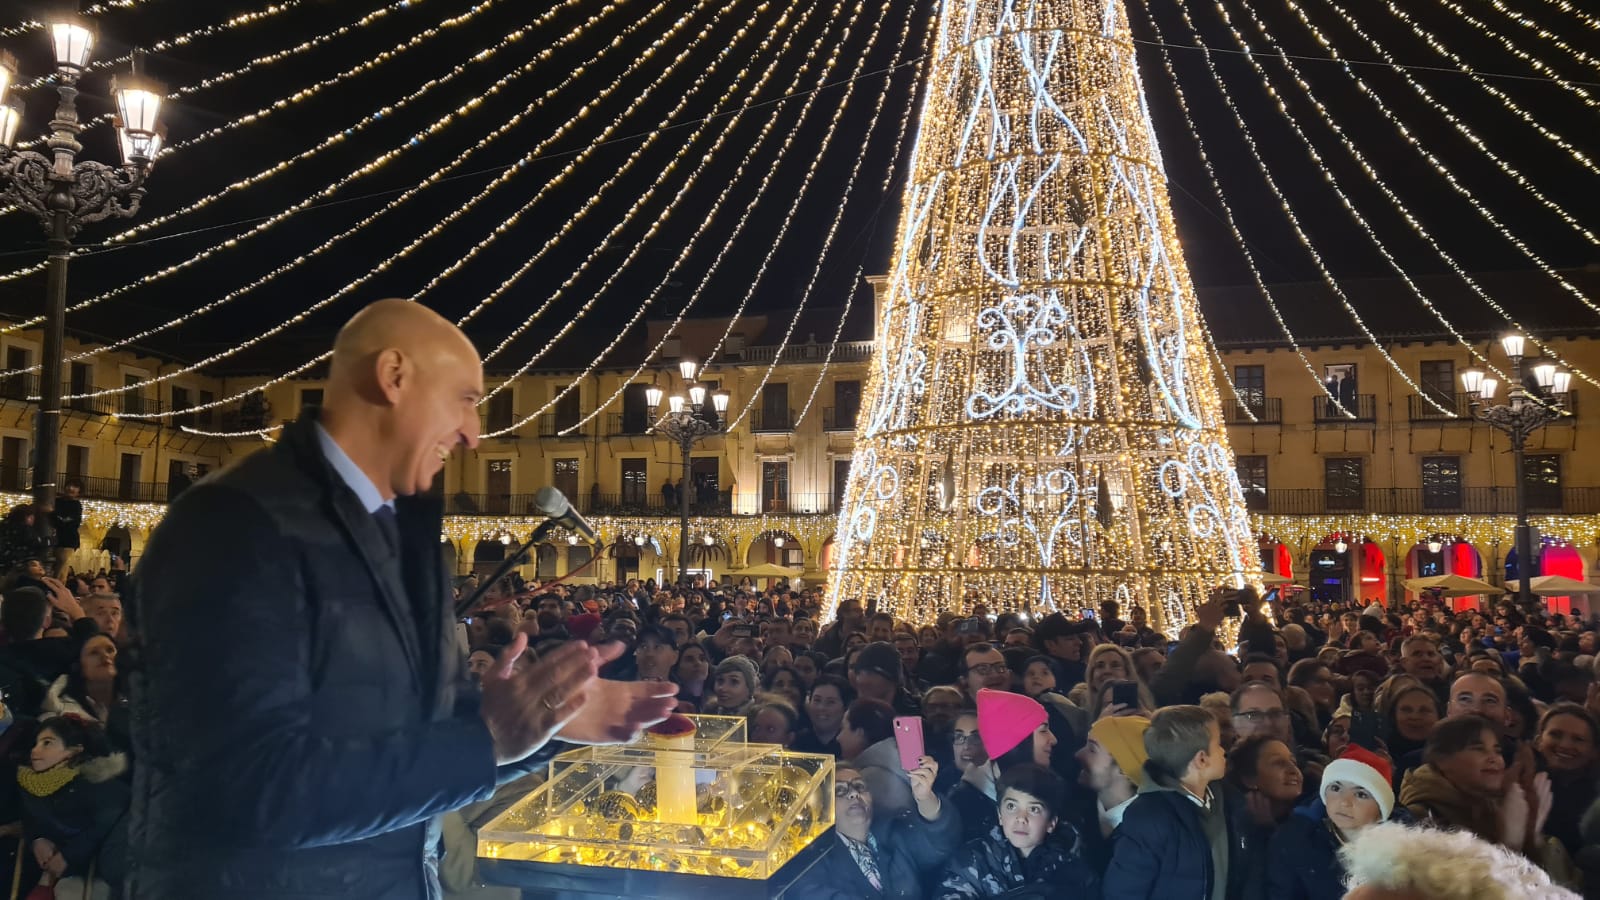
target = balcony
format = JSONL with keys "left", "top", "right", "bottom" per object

{"left": 1251, "top": 487, "right": 1600, "bottom": 516}
{"left": 1312, "top": 394, "right": 1377, "bottom": 423}
{"left": 438, "top": 490, "right": 840, "bottom": 518}
{"left": 737, "top": 341, "right": 874, "bottom": 365}
{"left": 1408, "top": 392, "right": 1471, "bottom": 422}
{"left": 823, "top": 407, "right": 859, "bottom": 432}
{"left": 0, "top": 373, "right": 39, "bottom": 404}
{"left": 537, "top": 415, "right": 591, "bottom": 440}
{"left": 1223, "top": 397, "right": 1281, "bottom": 425}
{"left": 751, "top": 409, "right": 794, "bottom": 433}
{"left": 606, "top": 412, "right": 653, "bottom": 437}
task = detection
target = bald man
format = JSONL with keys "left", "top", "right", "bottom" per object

{"left": 128, "top": 301, "right": 678, "bottom": 899}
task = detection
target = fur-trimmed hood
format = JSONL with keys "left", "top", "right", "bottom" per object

{"left": 42, "top": 674, "right": 91, "bottom": 719}
{"left": 72, "top": 750, "right": 128, "bottom": 784}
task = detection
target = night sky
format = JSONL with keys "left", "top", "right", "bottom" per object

{"left": 0, "top": 0, "right": 1593, "bottom": 373}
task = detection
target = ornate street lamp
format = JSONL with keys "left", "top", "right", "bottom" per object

{"left": 647, "top": 357, "right": 729, "bottom": 586}
{"left": 0, "top": 21, "right": 165, "bottom": 534}
{"left": 1460, "top": 333, "right": 1571, "bottom": 609}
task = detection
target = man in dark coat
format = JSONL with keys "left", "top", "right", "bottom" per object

{"left": 126, "top": 301, "right": 678, "bottom": 899}
{"left": 50, "top": 480, "right": 82, "bottom": 579}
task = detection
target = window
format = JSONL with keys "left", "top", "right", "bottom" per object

{"left": 485, "top": 459, "right": 512, "bottom": 514}
{"left": 553, "top": 458, "right": 580, "bottom": 507}
{"left": 1523, "top": 454, "right": 1563, "bottom": 511}
{"left": 762, "top": 460, "right": 790, "bottom": 512}
{"left": 0, "top": 436, "right": 25, "bottom": 491}
{"left": 833, "top": 380, "right": 861, "bottom": 428}
{"left": 485, "top": 390, "right": 514, "bottom": 433}
{"left": 65, "top": 445, "right": 90, "bottom": 483}
{"left": 171, "top": 386, "right": 192, "bottom": 427}
{"left": 1421, "top": 456, "right": 1462, "bottom": 510}
{"left": 1234, "top": 366, "right": 1266, "bottom": 410}
{"left": 118, "top": 452, "right": 141, "bottom": 501}
{"left": 690, "top": 458, "right": 720, "bottom": 511}
{"left": 834, "top": 458, "right": 853, "bottom": 512}
{"left": 1420, "top": 360, "right": 1455, "bottom": 406}
{"left": 621, "top": 384, "right": 650, "bottom": 434}
{"left": 1235, "top": 456, "right": 1268, "bottom": 511}
{"left": 2, "top": 347, "right": 31, "bottom": 401}
{"left": 122, "top": 373, "right": 145, "bottom": 415}
{"left": 760, "top": 383, "right": 789, "bottom": 431}
{"left": 620, "top": 458, "right": 648, "bottom": 506}
{"left": 535, "top": 544, "right": 558, "bottom": 580}
{"left": 1324, "top": 458, "right": 1364, "bottom": 511}
{"left": 69, "top": 362, "right": 93, "bottom": 413}
{"left": 567, "top": 542, "right": 593, "bottom": 575}
{"left": 554, "top": 390, "right": 581, "bottom": 432}
{"left": 299, "top": 388, "right": 323, "bottom": 415}
{"left": 196, "top": 390, "right": 215, "bottom": 428}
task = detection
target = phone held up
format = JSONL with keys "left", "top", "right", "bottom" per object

{"left": 893, "top": 716, "right": 925, "bottom": 771}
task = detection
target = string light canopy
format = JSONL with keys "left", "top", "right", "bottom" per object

{"left": 829, "top": 0, "right": 1256, "bottom": 631}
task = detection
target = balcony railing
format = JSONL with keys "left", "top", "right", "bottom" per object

{"left": 439, "top": 490, "right": 840, "bottom": 518}
{"left": 0, "top": 374, "right": 39, "bottom": 404}
{"left": 751, "top": 409, "right": 794, "bottom": 433}
{"left": 737, "top": 341, "right": 874, "bottom": 365}
{"left": 606, "top": 412, "right": 654, "bottom": 437}
{"left": 823, "top": 407, "right": 859, "bottom": 432}
{"left": 1223, "top": 397, "right": 1282, "bottom": 425}
{"left": 1408, "top": 392, "right": 1471, "bottom": 422}
{"left": 1252, "top": 487, "right": 1600, "bottom": 515}
{"left": 538, "top": 414, "right": 591, "bottom": 439}
{"left": 1313, "top": 394, "right": 1377, "bottom": 423}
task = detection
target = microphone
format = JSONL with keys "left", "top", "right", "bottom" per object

{"left": 532, "top": 486, "right": 598, "bottom": 544}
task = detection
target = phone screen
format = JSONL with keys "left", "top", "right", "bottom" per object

{"left": 1111, "top": 681, "right": 1141, "bottom": 710}
{"left": 893, "top": 716, "right": 925, "bottom": 770}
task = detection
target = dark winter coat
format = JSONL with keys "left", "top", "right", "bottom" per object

{"left": 1101, "top": 784, "right": 1262, "bottom": 900}
{"left": 785, "top": 805, "right": 962, "bottom": 900}
{"left": 1264, "top": 809, "right": 1346, "bottom": 900}
{"left": 126, "top": 413, "right": 559, "bottom": 900}
{"left": 9, "top": 752, "right": 130, "bottom": 886}
{"left": 935, "top": 825, "right": 1100, "bottom": 899}
{"left": 50, "top": 495, "right": 82, "bottom": 550}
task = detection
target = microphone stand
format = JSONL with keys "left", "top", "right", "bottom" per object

{"left": 454, "top": 518, "right": 562, "bottom": 620}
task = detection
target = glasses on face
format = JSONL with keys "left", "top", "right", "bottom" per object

{"left": 967, "top": 662, "right": 1008, "bottom": 677}
{"left": 835, "top": 780, "right": 871, "bottom": 799}
{"left": 952, "top": 731, "right": 980, "bottom": 744}
{"left": 1235, "top": 709, "right": 1287, "bottom": 722}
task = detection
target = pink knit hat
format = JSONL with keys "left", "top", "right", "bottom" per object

{"left": 976, "top": 689, "right": 1047, "bottom": 759}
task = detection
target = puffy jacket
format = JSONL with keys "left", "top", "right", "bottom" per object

{"left": 935, "top": 825, "right": 1099, "bottom": 899}
{"left": 1264, "top": 809, "right": 1345, "bottom": 900}
{"left": 784, "top": 804, "right": 962, "bottom": 900}
{"left": 126, "top": 413, "right": 558, "bottom": 899}
{"left": 1101, "top": 783, "right": 1262, "bottom": 900}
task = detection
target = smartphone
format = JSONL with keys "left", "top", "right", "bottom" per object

{"left": 893, "top": 716, "right": 925, "bottom": 771}
{"left": 1349, "top": 710, "right": 1383, "bottom": 750}
{"left": 1080, "top": 608, "right": 1096, "bottom": 620}
{"left": 1110, "top": 681, "right": 1141, "bottom": 710}
{"left": 956, "top": 618, "right": 984, "bottom": 635}
{"left": 731, "top": 624, "right": 756, "bottom": 638}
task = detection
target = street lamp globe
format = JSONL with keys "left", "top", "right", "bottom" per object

{"left": 773, "top": 536, "right": 785, "bottom": 548}
{"left": 688, "top": 385, "right": 706, "bottom": 408}
{"left": 1532, "top": 362, "right": 1558, "bottom": 391}
{"left": 668, "top": 395, "right": 685, "bottom": 414}
{"left": 1553, "top": 370, "right": 1573, "bottom": 396}
{"left": 49, "top": 16, "right": 94, "bottom": 73}
{"left": 1500, "top": 332, "right": 1526, "bottom": 362}
{"left": 0, "top": 101, "right": 21, "bottom": 149}
{"left": 712, "top": 390, "right": 730, "bottom": 413}
{"left": 1460, "top": 367, "right": 1485, "bottom": 396}
{"left": 1479, "top": 377, "right": 1499, "bottom": 401}
{"left": 0, "top": 50, "right": 16, "bottom": 103}
{"left": 645, "top": 385, "right": 663, "bottom": 411}
{"left": 677, "top": 359, "right": 698, "bottom": 381}
{"left": 1427, "top": 539, "right": 1442, "bottom": 554}
{"left": 1334, "top": 539, "right": 1348, "bottom": 554}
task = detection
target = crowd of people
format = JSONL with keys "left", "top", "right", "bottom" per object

{"left": 451, "top": 573, "right": 1600, "bottom": 899}
{"left": 4, "top": 524, "right": 1600, "bottom": 899}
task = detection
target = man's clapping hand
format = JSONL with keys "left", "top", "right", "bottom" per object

{"left": 556, "top": 642, "right": 679, "bottom": 744}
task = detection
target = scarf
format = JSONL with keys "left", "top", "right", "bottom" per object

{"left": 838, "top": 831, "right": 883, "bottom": 890}
{"left": 18, "top": 763, "right": 79, "bottom": 798}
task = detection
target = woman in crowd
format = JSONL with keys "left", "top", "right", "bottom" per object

{"left": 702, "top": 656, "right": 759, "bottom": 716}
{"left": 1268, "top": 745, "right": 1398, "bottom": 900}
{"left": 3, "top": 715, "right": 129, "bottom": 898}
{"left": 672, "top": 643, "right": 712, "bottom": 711}
{"left": 762, "top": 665, "right": 805, "bottom": 712}
{"left": 949, "top": 710, "right": 988, "bottom": 775}
{"left": 949, "top": 689, "right": 1059, "bottom": 843}
{"left": 792, "top": 650, "right": 826, "bottom": 690}
{"left": 1399, "top": 714, "right": 1551, "bottom": 852}
{"left": 1380, "top": 683, "right": 1441, "bottom": 762}
{"left": 1227, "top": 735, "right": 1304, "bottom": 827}
{"left": 789, "top": 759, "right": 959, "bottom": 899}
{"left": 794, "top": 675, "right": 854, "bottom": 756}
{"left": 935, "top": 764, "right": 1097, "bottom": 898}
{"left": 1532, "top": 702, "right": 1599, "bottom": 857}
{"left": 760, "top": 644, "right": 793, "bottom": 677}
{"left": 42, "top": 633, "right": 130, "bottom": 755}
{"left": 1085, "top": 645, "right": 1155, "bottom": 713}
{"left": 1287, "top": 659, "right": 1337, "bottom": 731}
{"left": 748, "top": 698, "right": 800, "bottom": 749}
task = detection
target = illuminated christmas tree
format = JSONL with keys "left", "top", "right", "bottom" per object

{"left": 829, "top": 0, "right": 1256, "bottom": 629}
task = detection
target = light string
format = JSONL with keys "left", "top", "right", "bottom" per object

{"left": 14, "top": 0, "right": 444, "bottom": 154}
{"left": 0, "top": 0, "right": 158, "bottom": 39}
{"left": 547, "top": 0, "right": 886, "bottom": 438}
{"left": 721, "top": 0, "right": 916, "bottom": 432}
{"left": 1539, "top": 0, "right": 1600, "bottom": 32}
{"left": 420, "top": 0, "right": 791, "bottom": 329}
{"left": 1484, "top": 0, "right": 1600, "bottom": 72}
{"left": 1380, "top": 0, "right": 1596, "bottom": 174}
{"left": 1158, "top": 0, "right": 1453, "bottom": 416}
{"left": 0, "top": 0, "right": 566, "bottom": 295}
{"left": 0, "top": 0, "right": 269, "bottom": 44}
{"left": 1428, "top": 0, "right": 1598, "bottom": 107}
{"left": 468, "top": 0, "right": 846, "bottom": 405}
{"left": 34, "top": 0, "right": 670, "bottom": 384}
{"left": 82, "top": 0, "right": 719, "bottom": 413}
{"left": 1301, "top": 0, "right": 1600, "bottom": 316}
{"left": 1128, "top": 1, "right": 1348, "bottom": 416}
{"left": 1209, "top": 0, "right": 1510, "bottom": 395}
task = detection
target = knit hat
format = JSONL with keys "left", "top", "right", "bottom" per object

{"left": 714, "top": 655, "right": 759, "bottom": 695}
{"left": 566, "top": 613, "right": 602, "bottom": 640}
{"left": 1322, "top": 744, "right": 1394, "bottom": 820}
{"left": 976, "top": 689, "right": 1047, "bottom": 759}
{"left": 1088, "top": 716, "right": 1151, "bottom": 784}
{"left": 851, "top": 641, "right": 902, "bottom": 684}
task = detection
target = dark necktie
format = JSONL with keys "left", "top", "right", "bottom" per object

{"left": 373, "top": 505, "right": 400, "bottom": 555}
